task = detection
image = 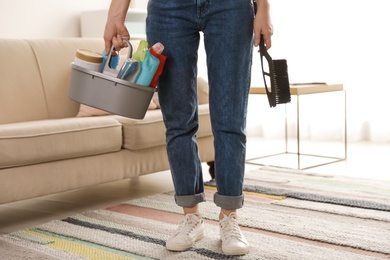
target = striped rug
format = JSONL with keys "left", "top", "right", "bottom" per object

{"left": 1, "top": 168, "right": 390, "bottom": 259}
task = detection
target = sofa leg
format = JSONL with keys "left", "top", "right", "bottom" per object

{"left": 207, "top": 161, "right": 215, "bottom": 180}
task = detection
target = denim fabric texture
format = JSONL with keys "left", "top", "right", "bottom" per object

{"left": 146, "top": 0, "right": 254, "bottom": 209}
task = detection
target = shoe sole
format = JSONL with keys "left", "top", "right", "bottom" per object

{"left": 166, "top": 233, "right": 205, "bottom": 251}
{"left": 222, "top": 246, "right": 250, "bottom": 256}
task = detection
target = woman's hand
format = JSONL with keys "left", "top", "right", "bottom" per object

{"left": 253, "top": 0, "right": 273, "bottom": 49}
{"left": 104, "top": 0, "right": 131, "bottom": 55}
{"left": 104, "top": 21, "right": 130, "bottom": 55}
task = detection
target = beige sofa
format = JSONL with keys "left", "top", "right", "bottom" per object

{"left": 0, "top": 38, "right": 214, "bottom": 205}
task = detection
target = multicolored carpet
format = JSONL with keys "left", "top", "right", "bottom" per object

{"left": 1, "top": 167, "right": 390, "bottom": 259}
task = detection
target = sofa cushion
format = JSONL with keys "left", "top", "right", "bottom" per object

{"left": 76, "top": 104, "right": 112, "bottom": 117}
{"left": 0, "top": 117, "right": 122, "bottom": 169}
{"left": 27, "top": 38, "right": 106, "bottom": 119}
{"left": 0, "top": 39, "right": 49, "bottom": 124}
{"left": 197, "top": 77, "right": 209, "bottom": 105}
{"left": 110, "top": 104, "right": 212, "bottom": 150}
{"left": 76, "top": 99, "right": 159, "bottom": 117}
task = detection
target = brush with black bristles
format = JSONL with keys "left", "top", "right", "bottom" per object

{"left": 253, "top": 0, "right": 291, "bottom": 107}
{"left": 259, "top": 35, "right": 291, "bottom": 107}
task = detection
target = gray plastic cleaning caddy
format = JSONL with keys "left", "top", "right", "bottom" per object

{"left": 68, "top": 41, "right": 156, "bottom": 120}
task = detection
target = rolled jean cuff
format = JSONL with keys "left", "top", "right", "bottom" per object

{"left": 214, "top": 193, "right": 244, "bottom": 210}
{"left": 174, "top": 192, "right": 206, "bottom": 208}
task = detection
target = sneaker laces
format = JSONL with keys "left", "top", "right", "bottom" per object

{"left": 174, "top": 214, "right": 201, "bottom": 236}
{"left": 220, "top": 213, "right": 244, "bottom": 242}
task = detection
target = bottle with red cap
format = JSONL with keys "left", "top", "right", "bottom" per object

{"left": 135, "top": 42, "right": 166, "bottom": 87}
{"left": 149, "top": 43, "right": 167, "bottom": 88}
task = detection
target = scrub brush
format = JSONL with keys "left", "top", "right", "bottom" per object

{"left": 253, "top": 0, "right": 290, "bottom": 107}
{"left": 259, "top": 35, "right": 291, "bottom": 107}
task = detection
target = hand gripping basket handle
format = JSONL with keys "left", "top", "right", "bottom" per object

{"left": 102, "top": 39, "right": 133, "bottom": 76}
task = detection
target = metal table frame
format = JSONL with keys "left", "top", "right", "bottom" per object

{"left": 246, "top": 83, "right": 347, "bottom": 170}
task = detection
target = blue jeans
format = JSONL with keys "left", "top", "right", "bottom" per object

{"left": 146, "top": 0, "right": 254, "bottom": 210}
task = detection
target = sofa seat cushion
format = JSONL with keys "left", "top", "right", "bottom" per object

{"left": 110, "top": 104, "right": 212, "bottom": 150}
{"left": 0, "top": 117, "right": 122, "bottom": 169}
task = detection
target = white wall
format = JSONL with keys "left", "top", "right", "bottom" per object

{"left": 0, "top": 0, "right": 146, "bottom": 38}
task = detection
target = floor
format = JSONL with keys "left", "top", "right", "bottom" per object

{"left": 0, "top": 137, "right": 389, "bottom": 235}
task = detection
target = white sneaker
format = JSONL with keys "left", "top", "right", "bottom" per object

{"left": 219, "top": 212, "right": 250, "bottom": 255}
{"left": 166, "top": 213, "right": 205, "bottom": 251}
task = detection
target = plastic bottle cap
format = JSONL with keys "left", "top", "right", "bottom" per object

{"left": 151, "top": 42, "right": 164, "bottom": 54}
{"left": 76, "top": 49, "right": 104, "bottom": 64}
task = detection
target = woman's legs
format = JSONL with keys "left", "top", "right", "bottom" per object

{"left": 147, "top": 0, "right": 254, "bottom": 255}
{"left": 147, "top": 0, "right": 205, "bottom": 208}
{"left": 147, "top": 0, "right": 254, "bottom": 210}
{"left": 202, "top": 0, "right": 254, "bottom": 211}
{"left": 202, "top": 0, "right": 254, "bottom": 255}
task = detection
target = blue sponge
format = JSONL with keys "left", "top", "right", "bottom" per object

{"left": 101, "top": 49, "right": 120, "bottom": 72}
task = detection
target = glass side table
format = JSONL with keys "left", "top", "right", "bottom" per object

{"left": 247, "top": 83, "right": 346, "bottom": 170}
